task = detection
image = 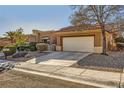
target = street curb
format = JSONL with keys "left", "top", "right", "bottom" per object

{"left": 13, "top": 67, "right": 118, "bottom": 88}
{"left": 119, "top": 68, "right": 124, "bottom": 88}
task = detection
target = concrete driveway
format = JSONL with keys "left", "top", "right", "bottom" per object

{"left": 31, "top": 51, "right": 91, "bottom": 66}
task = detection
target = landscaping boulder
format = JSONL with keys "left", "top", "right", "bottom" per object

{"left": 25, "top": 53, "right": 32, "bottom": 58}
{"left": 0, "top": 62, "right": 15, "bottom": 72}
{"left": 12, "top": 51, "right": 28, "bottom": 58}
{"left": 0, "top": 53, "right": 4, "bottom": 59}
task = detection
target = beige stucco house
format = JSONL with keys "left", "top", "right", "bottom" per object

{"left": 27, "top": 26, "right": 114, "bottom": 53}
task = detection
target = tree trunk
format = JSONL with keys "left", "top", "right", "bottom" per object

{"left": 11, "top": 38, "right": 14, "bottom": 43}
{"left": 5, "top": 55, "right": 7, "bottom": 59}
{"left": 101, "top": 26, "right": 107, "bottom": 55}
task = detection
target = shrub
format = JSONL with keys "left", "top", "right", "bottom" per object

{"left": 115, "top": 37, "right": 124, "bottom": 43}
{"left": 0, "top": 46, "right": 4, "bottom": 51}
{"left": 29, "top": 42, "right": 37, "bottom": 51}
{"left": 17, "top": 45, "right": 30, "bottom": 51}
{"left": 36, "top": 43, "right": 48, "bottom": 52}
{"left": 116, "top": 43, "right": 124, "bottom": 50}
{"left": 3, "top": 45, "right": 16, "bottom": 59}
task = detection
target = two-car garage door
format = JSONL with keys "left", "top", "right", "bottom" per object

{"left": 63, "top": 36, "right": 94, "bottom": 52}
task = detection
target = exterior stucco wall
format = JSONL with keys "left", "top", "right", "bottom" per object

{"left": 32, "top": 30, "right": 56, "bottom": 44}
{"left": 55, "top": 29, "right": 102, "bottom": 47}
{"left": 55, "top": 29, "right": 102, "bottom": 51}
{"left": 26, "top": 35, "right": 36, "bottom": 42}
{"left": 94, "top": 47, "right": 103, "bottom": 53}
{"left": 55, "top": 29, "right": 111, "bottom": 53}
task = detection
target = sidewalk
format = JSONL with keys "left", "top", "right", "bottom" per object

{"left": 14, "top": 62, "right": 124, "bottom": 88}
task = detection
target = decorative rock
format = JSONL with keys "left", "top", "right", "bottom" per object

{"left": 0, "top": 53, "right": 5, "bottom": 59}
{"left": 12, "top": 51, "right": 28, "bottom": 58}
{"left": 25, "top": 53, "right": 31, "bottom": 58}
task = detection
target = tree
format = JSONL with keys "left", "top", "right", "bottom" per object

{"left": 115, "top": 17, "right": 124, "bottom": 32}
{"left": 70, "top": 5, "right": 124, "bottom": 55}
{"left": 15, "top": 28, "right": 28, "bottom": 46}
{"left": 4, "top": 31, "right": 16, "bottom": 43}
{"left": 4, "top": 27, "right": 27, "bottom": 45}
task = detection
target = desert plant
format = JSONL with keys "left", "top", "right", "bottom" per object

{"left": 4, "top": 31, "right": 16, "bottom": 43}
{"left": 4, "top": 27, "right": 27, "bottom": 46}
{"left": 17, "top": 45, "right": 30, "bottom": 52}
{"left": 36, "top": 43, "right": 48, "bottom": 52}
{"left": 29, "top": 42, "right": 37, "bottom": 51}
{"left": 115, "top": 37, "right": 124, "bottom": 43}
{"left": 3, "top": 45, "right": 16, "bottom": 59}
{"left": 15, "top": 28, "right": 28, "bottom": 46}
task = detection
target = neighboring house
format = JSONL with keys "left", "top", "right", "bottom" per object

{"left": 105, "top": 23, "right": 123, "bottom": 38}
{"left": 26, "top": 34, "right": 37, "bottom": 43}
{"left": 28, "top": 26, "right": 114, "bottom": 53}
{"left": 0, "top": 38, "right": 12, "bottom": 47}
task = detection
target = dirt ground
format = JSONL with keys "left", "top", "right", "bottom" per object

{"left": 0, "top": 70, "right": 96, "bottom": 88}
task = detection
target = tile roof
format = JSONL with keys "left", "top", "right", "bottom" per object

{"left": 57, "top": 25, "right": 101, "bottom": 32}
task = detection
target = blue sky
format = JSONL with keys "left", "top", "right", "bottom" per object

{"left": 0, "top": 5, "right": 72, "bottom": 36}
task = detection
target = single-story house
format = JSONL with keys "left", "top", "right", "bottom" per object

{"left": 0, "top": 38, "right": 12, "bottom": 47}
{"left": 29, "top": 26, "right": 115, "bottom": 53}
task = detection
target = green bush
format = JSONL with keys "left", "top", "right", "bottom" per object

{"left": 3, "top": 45, "right": 16, "bottom": 59}
{"left": 29, "top": 42, "right": 37, "bottom": 51}
{"left": 17, "top": 45, "right": 30, "bottom": 51}
{"left": 115, "top": 37, "right": 124, "bottom": 43}
{"left": 36, "top": 43, "right": 48, "bottom": 52}
{"left": 0, "top": 46, "right": 4, "bottom": 51}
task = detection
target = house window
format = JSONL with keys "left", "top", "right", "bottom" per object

{"left": 42, "top": 39, "right": 48, "bottom": 43}
{"left": 41, "top": 36, "right": 50, "bottom": 44}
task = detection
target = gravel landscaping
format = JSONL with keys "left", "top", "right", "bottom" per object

{"left": 0, "top": 70, "right": 96, "bottom": 88}
{"left": 5, "top": 51, "right": 51, "bottom": 62}
{"left": 71, "top": 52, "right": 124, "bottom": 72}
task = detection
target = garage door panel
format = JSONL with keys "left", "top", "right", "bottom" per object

{"left": 63, "top": 37, "right": 94, "bottom": 52}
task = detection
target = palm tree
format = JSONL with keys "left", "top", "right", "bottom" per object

{"left": 4, "top": 27, "right": 27, "bottom": 45}
{"left": 4, "top": 31, "right": 16, "bottom": 43}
